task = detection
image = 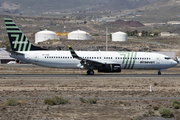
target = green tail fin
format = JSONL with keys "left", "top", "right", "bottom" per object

{"left": 4, "top": 18, "right": 46, "bottom": 51}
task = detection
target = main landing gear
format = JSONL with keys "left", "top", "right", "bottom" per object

{"left": 87, "top": 69, "right": 94, "bottom": 75}
{"left": 158, "top": 71, "right": 161, "bottom": 75}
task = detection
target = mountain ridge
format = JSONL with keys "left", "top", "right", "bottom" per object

{"left": 0, "top": 0, "right": 155, "bottom": 14}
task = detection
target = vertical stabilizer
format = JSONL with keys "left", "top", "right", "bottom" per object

{"left": 4, "top": 18, "right": 46, "bottom": 51}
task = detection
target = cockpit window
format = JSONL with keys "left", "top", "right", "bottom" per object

{"left": 165, "top": 57, "right": 171, "bottom": 60}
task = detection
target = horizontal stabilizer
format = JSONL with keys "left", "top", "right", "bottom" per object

{"left": 6, "top": 50, "right": 24, "bottom": 55}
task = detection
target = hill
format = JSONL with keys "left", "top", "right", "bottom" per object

{"left": 135, "top": 0, "right": 180, "bottom": 22}
{"left": 0, "top": 0, "right": 109, "bottom": 14}
{"left": 110, "top": 19, "right": 144, "bottom": 27}
{"left": 1, "top": 0, "right": 180, "bottom": 23}
{"left": 0, "top": 0, "right": 155, "bottom": 15}
{"left": 98, "top": 0, "right": 150, "bottom": 11}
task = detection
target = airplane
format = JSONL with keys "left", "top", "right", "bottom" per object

{"left": 4, "top": 18, "right": 178, "bottom": 75}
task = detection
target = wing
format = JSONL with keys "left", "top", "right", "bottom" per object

{"left": 68, "top": 45, "right": 105, "bottom": 68}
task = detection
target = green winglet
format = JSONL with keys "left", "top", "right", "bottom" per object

{"left": 68, "top": 45, "right": 79, "bottom": 59}
{"left": 68, "top": 45, "right": 71, "bottom": 48}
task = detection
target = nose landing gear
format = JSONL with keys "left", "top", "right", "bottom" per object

{"left": 158, "top": 71, "right": 161, "bottom": 75}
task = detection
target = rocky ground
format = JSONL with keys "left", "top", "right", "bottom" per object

{"left": 38, "top": 36, "right": 180, "bottom": 54}
{"left": 0, "top": 66, "right": 180, "bottom": 119}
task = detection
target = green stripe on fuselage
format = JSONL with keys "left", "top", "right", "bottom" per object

{"left": 124, "top": 53, "right": 130, "bottom": 69}
{"left": 131, "top": 52, "right": 137, "bottom": 69}
{"left": 127, "top": 52, "right": 134, "bottom": 69}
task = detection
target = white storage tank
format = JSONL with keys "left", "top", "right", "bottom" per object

{"left": 112, "top": 31, "right": 127, "bottom": 41}
{"left": 68, "top": 30, "right": 91, "bottom": 40}
{"left": 35, "top": 29, "right": 59, "bottom": 44}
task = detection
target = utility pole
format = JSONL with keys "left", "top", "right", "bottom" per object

{"left": 106, "top": 27, "right": 108, "bottom": 51}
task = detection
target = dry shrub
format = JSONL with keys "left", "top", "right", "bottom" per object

{"left": 4, "top": 99, "right": 17, "bottom": 106}
{"left": 87, "top": 98, "right": 97, "bottom": 104}
{"left": 159, "top": 108, "right": 174, "bottom": 118}
{"left": 172, "top": 100, "right": 180, "bottom": 106}
{"left": 79, "top": 97, "right": 86, "bottom": 103}
{"left": 44, "top": 97, "right": 68, "bottom": 105}
{"left": 174, "top": 104, "right": 180, "bottom": 109}
{"left": 153, "top": 105, "right": 160, "bottom": 110}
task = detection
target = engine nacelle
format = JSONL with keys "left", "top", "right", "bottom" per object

{"left": 98, "top": 64, "right": 121, "bottom": 72}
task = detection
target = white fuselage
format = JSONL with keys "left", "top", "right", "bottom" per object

{"left": 10, "top": 50, "right": 177, "bottom": 71}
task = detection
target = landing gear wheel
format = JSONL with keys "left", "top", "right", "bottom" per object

{"left": 87, "top": 70, "right": 94, "bottom": 75}
{"left": 87, "top": 70, "right": 90, "bottom": 75}
{"left": 89, "top": 70, "right": 94, "bottom": 75}
{"left": 158, "top": 71, "right": 161, "bottom": 75}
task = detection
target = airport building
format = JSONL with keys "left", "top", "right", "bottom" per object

{"left": 111, "top": 31, "right": 127, "bottom": 41}
{"left": 35, "top": 29, "right": 59, "bottom": 44}
{"left": 160, "top": 32, "right": 179, "bottom": 37}
{"left": 68, "top": 30, "right": 91, "bottom": 40}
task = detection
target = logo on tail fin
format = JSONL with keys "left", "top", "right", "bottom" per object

{"left": 4, "top": 18, "right": 46, "bottom": 51}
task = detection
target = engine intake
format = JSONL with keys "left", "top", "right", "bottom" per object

{"left": 98, "top": 64, "right": 121, "bottom": 72}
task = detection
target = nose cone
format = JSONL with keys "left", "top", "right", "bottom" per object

{"left": 171, "top": 60, "right": 178, "bottom": 67}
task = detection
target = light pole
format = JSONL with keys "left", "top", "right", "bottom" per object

{"left": 106, "top": 27, "right": 108, "bottom": 51}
